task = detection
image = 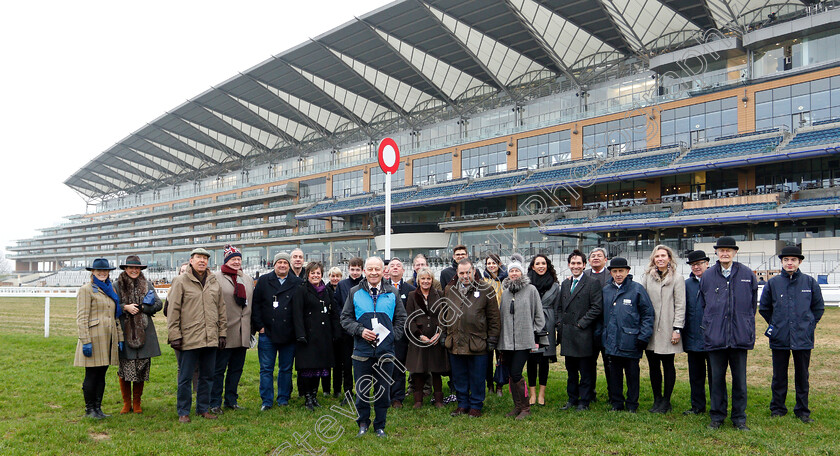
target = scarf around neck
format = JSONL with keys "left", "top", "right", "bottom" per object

{"left": 221, "top": 264, "right": 247, "bottom": 307}
{"left": 527, "top": 269, "right": 555, "bottom": 297}
{"left": 93, "top": 276, "right": 122, "bottom": 319}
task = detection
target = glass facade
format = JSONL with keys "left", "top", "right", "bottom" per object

{"left": 299, "top": 177, "right": 326, "bottom": 201}
{"left": 412, "top": 153, "right": 452, "bottom": 185}
{"left": 582, "top": 115, "right": 646, "bottom": 158}
{"left": 517, "top": 130, "right": 571, "bottom": 169}
{"left": 754, "top": 29, "right": 840, "bottom": 79}
{"left": 370, "top": 167, "right": 407, "bottom": 192}
{"left": 755, "top": 76, "right": 840, "bottom": 131}
{"left": 660, "top": 98, "right": 738, "bottom": 145}
{"left": 332, "top": 170, "right": 364, "bottom": 197}
{"left": 461, "top": 143, "right": 507, "bottom": 178}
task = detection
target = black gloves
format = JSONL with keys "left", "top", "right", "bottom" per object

{"left": 297, "top": 336, "right": 307, "bottom": 344}
{"left": 636, "top": 339, "right": 648, "bottom": 350}
{"left": 170, "top": 338, "right": 183, "bottom": 351}
{"left": 487, "top": 343, "right": 496, "bottom": 352}
{"left": 218, "top": 337, "right": 227, "bottom": 349}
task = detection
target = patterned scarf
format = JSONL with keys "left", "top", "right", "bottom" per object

{"left": 221, "top": 264, "right": 247, "bottom": 307}
{"left": 93, "top": 276, "right": 122, "bottom": 319}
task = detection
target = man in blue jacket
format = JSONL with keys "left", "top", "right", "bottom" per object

{"left": 601, "top": 257, "right": 654, "bottom": 413}
{"left": 759, "top": 246, "right": 824, "bottom": 424}
{"left": 340, "top": 256, "right": 407, "bottom": 438}
{"left": 699, "top": 237, "right": 757, "bottom": 431}
{"left": 683, "top": 250, "right": 712, "bottom": 415}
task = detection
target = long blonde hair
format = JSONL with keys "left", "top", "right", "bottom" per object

{"left": 646, "top": 244, "right": 678, "bottom": 277}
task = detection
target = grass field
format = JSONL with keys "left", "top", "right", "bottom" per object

{"left": 1, "top": 297, "right": 838, "bottom": 455}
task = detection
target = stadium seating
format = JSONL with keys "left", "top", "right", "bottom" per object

{"left": 783, "top": 197, "right": 840, "bottom": 207}
{"left": 597, "top": 152, "right": 680, "bottom": 175}
{"left": 545, "top": 217, "right": 589, "bottom": 226}
{"left": 412, "top": 181, "right": 468, "bottom": 200}
{"left": 299, "top": 201, "right": 334, "bottom": 215}
{"left": 784, "top": 127, "right": 840, "bottom": 150}
{"left": 618, "top": 143, "right": 680, "bottom": 156}
{"left": 590, "top": 210, "right": 671, "bottom": 223}
{"left": 364, "top": 188, "right": 418, "bottom": 207}
{"left": 321, "top": 195, "right": 372, "bottom": 212}
{"left": 680, "top": 136, "right": 782, "bottom": 163}
{"left": 677, "top": 202, "right": 777, "bottom": 216}
{"left": 462, "top": 174, "right": 525, "bottom": 192}
{"left": 517, "top": 162, "right": 598, "bottom": 187}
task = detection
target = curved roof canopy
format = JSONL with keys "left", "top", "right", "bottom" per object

{"left": 65, "top": 0, "right": 805, "bottom": 199}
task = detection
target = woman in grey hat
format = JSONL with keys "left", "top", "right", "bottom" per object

{"left": 115, "top": 255, "right": 163, "bottom": 414}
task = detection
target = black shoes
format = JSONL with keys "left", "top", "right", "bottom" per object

{"left": 356, "top": 425, "right": 368, "bottom": 438}
{"left": 374, "top": 429, "right": 387, "bottom": 438}
{"left": 799, "top": 416, "right": 814, "bottom": 424}
{"left": 225, "top": 404, "right": 244, "bottom": 411}
{"left": 576, "top": 404, "right": 590, "bottom": 411}
{"left": 683, "top": 408, "right": 704, "bottom": 415}
{"left": 560, "top": 401, "right": 575, "bottom": 410}
{"left": 209, "top": 406, "right": 224, "bottom": 415}
{"left": 708, "top": 421, "right": 723, "bottom": 429}
{"left": 649, "top": 398, "right": 662, "bottom": 413}
{"left": 734, "top": 423, "right": 750, "bottom": 431}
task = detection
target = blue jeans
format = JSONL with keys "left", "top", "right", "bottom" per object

{"left": 258, "top": 333, "right": 295, "bottom": 407}
{"left": 177, "top": 347, "right": 216, "bottom": 416}
{"left": 353, "top": 357, "right": 395, "bottom": 431}
{"left": 449, "top": 353, "right": 488, "bottom": 411}
{"left": 211, "top": 347, "right": 247, "bottom": 408}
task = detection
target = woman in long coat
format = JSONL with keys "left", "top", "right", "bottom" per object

{"left": 639, "top": 244, "right": 686, "bottom": 414}
{"left": 293, "top": 262, "right": 341, "bottom": 410}
{"left": 525, "top": 254, "right": 560, "bottom": 406}
{"left": 210, "top": 245, "right": 254, "bottom": 414}
{"left": 115, "top": 255, "right": 162, "bottom": 414}
{"left": 404, "top": 267, "right": 450, "bottom": 409}
{"left": 75, "top": 258, "right": 124, "bottom": 419}
{"left": 483, "top": 253, "right": 507, "bottom": 396}
{"left": 497, "top": 261, "right": 545, "bottom": 419}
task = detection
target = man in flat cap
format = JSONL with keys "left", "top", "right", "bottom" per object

{"left": 759, "top": 246, "right": 824, "bottom": 423}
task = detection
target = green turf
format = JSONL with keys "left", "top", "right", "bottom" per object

{"left": 0, "top": 298, "right": 837, "bottom": 455}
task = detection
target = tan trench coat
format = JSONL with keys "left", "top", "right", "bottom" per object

{"left": 166, "top": 269, "right": 226, "bottom": 351}
{"left": 214, "top": 269, "right": 254, "bottom": 348}
{"left": 639, "top": 267, "right": 686, "bottom": 355}
{"left": 74, "top": 282, "right": 124, "bottom": 367}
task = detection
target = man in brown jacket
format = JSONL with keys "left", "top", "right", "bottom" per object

{"left": 443, "top": 258, "right": 501, "bottom": 418}
{"left": 167, "top": 247, "right": 227, "bottom": 423}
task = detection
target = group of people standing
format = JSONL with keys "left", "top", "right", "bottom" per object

{"left": 73, "top": 238, "right": 825, "bottom": 436}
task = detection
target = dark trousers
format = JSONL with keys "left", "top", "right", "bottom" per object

{"left": 333, "top": 336, "right": 354, "bottom": 394}
{"left": 607, "top": 355, "right": 640, "bottom": 411}
{"left": 686, "top": 350, "right": 711, "bottom": 411}
{"left": 82, "top": 365, "right": 108, "bottom": 407}
{"left": 708, "top": 348, "right": 748, "bottom": 425}
{"left": 526, "top": 353, "right": 549, "bottom": 386}
{"left": 587, "top": 347, "right": 610, "bottom": 402}
{"left": 645, "top": 351, "right": 676, "bottom": 402}
{"left": 389, "top": 337, "right": 408, "bottom": 402}
{"left": 353, "top": 357, "right": 394, "bottom": 431}
{"left": 565, "top": 355, "right": 596, "bottom": 406}
{"left": 210, "top": 347, "right": 247, "bottom": 408}
{"left": 177, "top": 347, "right": 217, "bottom": 416}
{"left": 771, "top": 349, "right": 811, "bottom": 418}
{"left": 449, "top": 353, "right": 489, "bottom": 411}
{"left": 501, "top": 350, "right": 529, "bottom": 383}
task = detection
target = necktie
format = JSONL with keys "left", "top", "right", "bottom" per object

{"left": 571, "top": 278, "right": 579, "bottom": 293}
{"left": 370, "top": 287, "right": 378, "bottom": 303}
{"left": 722, "top": 269, "right": 730, "bottom": 278}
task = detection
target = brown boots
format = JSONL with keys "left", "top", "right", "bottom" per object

{"left": 507, "top": 379, "right": 530, "bottom": 420}
{"left": 119, "top": 378, "right": 144, "bottom": 414}
{"left": 119, "top": 378, "right": 132, "bottom": 414}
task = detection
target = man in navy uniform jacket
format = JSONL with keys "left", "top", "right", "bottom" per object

{"left": 699, "top": 237, "right": 757, "bottom": 431}
{"left": 759, "top": 246, "right": 824, "bottom": 423}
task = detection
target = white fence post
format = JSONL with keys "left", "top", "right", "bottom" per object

{"left": 44, "top": 296, "right": 50, "bottom": 338}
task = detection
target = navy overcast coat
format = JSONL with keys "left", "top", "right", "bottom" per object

{"left": 758, "top": 269, "right": 824, "bottom": 350}
{"left": 698, "top": 261, "right": 757, "bottom": 351}
{"left": 601, "top": 275, "right": 654, "bottom": 359}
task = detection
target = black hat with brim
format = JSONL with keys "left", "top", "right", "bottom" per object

{"left": 686, "top": 250, "right": 710, "bottom": 264}
{"left": 119, "top": 255, "right": 148, "bottom": 270}
{"left": 607, "top": 257, "right": 631, "bottom": 270}
{"left": 713, "top": 236, "right": 739, "bottom": 251}
{"left": 778, "top": 246, "right": 805, "bottom": 260}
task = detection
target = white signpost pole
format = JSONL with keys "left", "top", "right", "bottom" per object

{"left": 385, "top": 171, "right": 392, "bottom": 260}
{"left": 44, "top": 296, "right": 50, "bottom": 338}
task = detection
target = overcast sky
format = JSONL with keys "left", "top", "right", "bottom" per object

{"left": 0, "top": 0, "right": 391, "bottom": 265}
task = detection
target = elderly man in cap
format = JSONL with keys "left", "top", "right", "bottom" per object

{"left": 683, "top": 250, "right": 712, "bottom": 415}
{"left": 698, "top": 237, "right": 757, "bottom": 431}
{"left": 759, "top": 246, "right": 824, "bottom": 423}
{"left": 601, "top": 257, "right": 654, "bottom": 413}
{"left": 252, "top": 251, "right": 303, "bottom": 410}
{"left": 167, "top": 247, "right": 226, "bottom": 423}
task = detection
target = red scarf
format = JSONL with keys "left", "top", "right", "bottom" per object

{"left": 221, "top": 264, "right": 247, "bottom": 307}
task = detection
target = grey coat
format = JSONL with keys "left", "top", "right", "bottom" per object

{"left": 497, "top": 275, "right": 545, "bottom": 352}
{"left": 117, "top": 277, "right": 163, "bottom": 360}
{"left": 537, "top": 283, "right": 560, "bottom": 358}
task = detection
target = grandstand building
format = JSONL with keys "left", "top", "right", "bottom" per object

{"left": 9, "top": 0, "right": 840, "bottom": 284}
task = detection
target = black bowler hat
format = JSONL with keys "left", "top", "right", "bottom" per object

{"left": 778, "top": 246, "right": 805, "bottom": 260}
{"left": 86, "top": 258, "right": 115, "bottom": 271}
{"left": 119, "top": 255, "right": 148, "bottom": 270}
{"left": 686, "top": 250, "right": 710, "bottom": 264}
{"left": 607, "top": 257, "right": 630, "bottom": 270}
{"left": 713, "top": 236, "right": 739, "bottom": 251}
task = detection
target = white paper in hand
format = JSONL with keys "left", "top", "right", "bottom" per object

{"left": 371, "top": 319, "right": 391, "bottom": 347}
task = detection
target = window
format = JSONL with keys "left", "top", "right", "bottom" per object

{"left": 299, "top": 177, "right": 326, "bottom": 201}
{"left": 582, "top": 116, "right": 647, "bottom": 158}
{"left": 661, "top": 98, "right": 738, "bottom": 145}
{"left": 332, "top": 170, "right": 364, "bottom": 197}
{"left": 412, "top": 153, "right": 452, "bottom": 186}
{"left": 461, "top": 143, "right": 507, "bottom": 178}
{"left": 755, "top": 77, "right": 839, "bottom": 131}
{"left": 518, "top": 131, "right": 571, "bottom": 169}
{"left": 370, "top": 167, "right": 406, "bottom": 193}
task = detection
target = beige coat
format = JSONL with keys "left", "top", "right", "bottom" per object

{"left": 74, "top": 282, "right": 124, "bottom": 367}
{"left": 639, "top": 267, "right": 686, "bottom": 354}
{"left": 214, "top": 269, "right": 254, "bottom": 348}
{"left": 166, "top": 269, "right": 226, "bottom": 351}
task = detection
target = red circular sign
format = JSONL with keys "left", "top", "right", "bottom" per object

{"left": 377, "top": 138, "right": 400, "bottom": 174}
